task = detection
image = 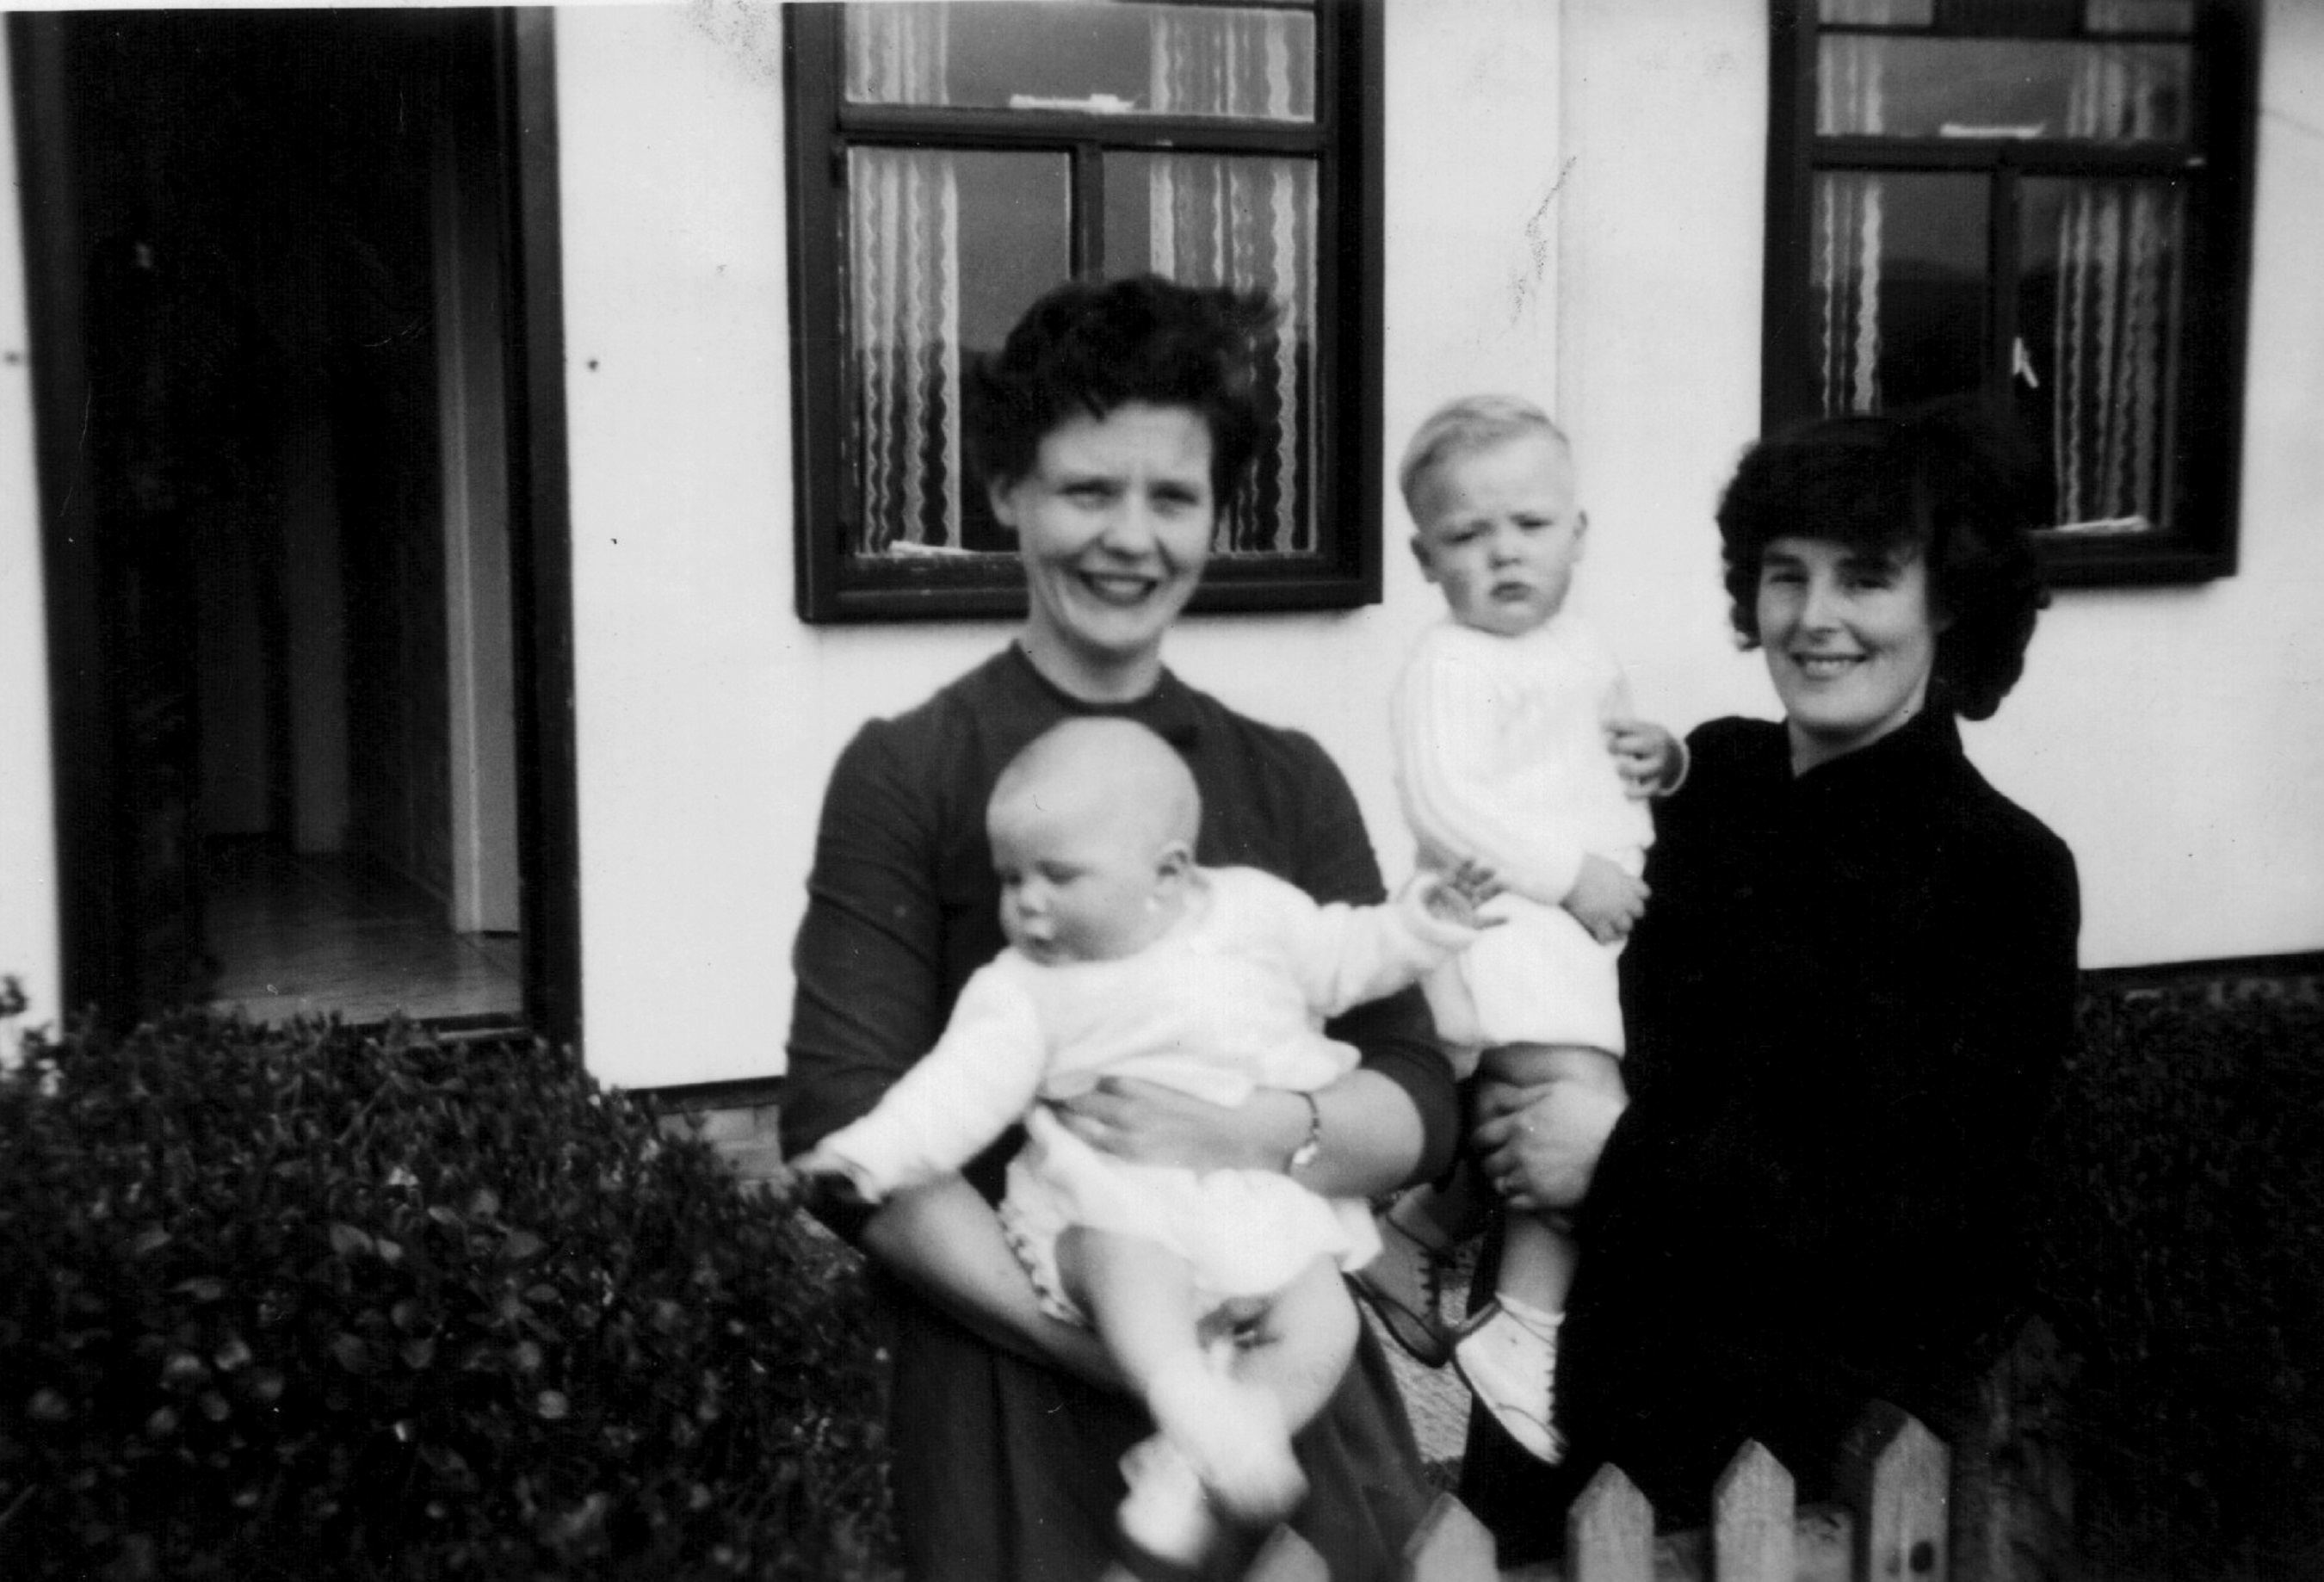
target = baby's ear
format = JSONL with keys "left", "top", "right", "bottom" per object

{"left": 1409, "top": 534, "right": 1438, "bottom": 582}
{"left": 1153, "top": 842, "right": 1195, "bottom": 892}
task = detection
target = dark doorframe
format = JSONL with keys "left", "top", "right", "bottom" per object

{"left": 7, "top": 9, "right": 580, "bottom": 1051}
{"left": 498, "top": 9, "right": 582, "bottom": 1053}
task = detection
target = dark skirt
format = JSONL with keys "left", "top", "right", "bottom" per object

{"left": 886, "top": 1272, "right": 1437, "bottom": 1582}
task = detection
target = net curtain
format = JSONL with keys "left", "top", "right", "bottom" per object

{"left": 1148, "top": 9, "right": 1315, "bottom": 555}
{"left": 841, "top": 6, "right": 1315, "bottom": 558}
{"left": 2050, "top": 28, "right": 2181, "bottom": 532}
{"left": 1810, "top": 5, "right": 2181, "bottom": 532}
{"left": 845, "top": 9, "right": 962, "bottom": 556}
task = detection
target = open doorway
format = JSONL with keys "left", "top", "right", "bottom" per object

{"left": 11, "top": 9, "right": 573, "bottom": 1033}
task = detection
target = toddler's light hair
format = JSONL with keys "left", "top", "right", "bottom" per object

{"left": 1398, "top": 394, "right": 1571, "bottom": 519}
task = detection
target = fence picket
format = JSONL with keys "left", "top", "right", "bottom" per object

{"left": 1840, "top": 1403, "right": 1950, "bottom": 1582}
{"left": 1712, "top": 1440, "right": 1796, "bottom": 1582}
{"left": 1244, "top": 1523, "right": 1329, "bottom": 1582}
{"left": 1567, "top": 1463, "right": 1653, "bottom": 1582}
{"left": 1248, "top": 1406, "right": 1956, "bottom": 1581}
{"left": 1401, "top": 1491, "right": 1499, "bottom": 1581}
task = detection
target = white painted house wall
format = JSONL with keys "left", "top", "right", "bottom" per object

{"left": 1, "top": 4, "right": 2318, "bottom": 1084}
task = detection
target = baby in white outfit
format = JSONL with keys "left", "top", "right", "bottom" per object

{"left": 1353, "top": 396, "right": 1682, "bottom": 1464}
{"left": 792, "top": 716, "right": 1493, "bottom": 1563}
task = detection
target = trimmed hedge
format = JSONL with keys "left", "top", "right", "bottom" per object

{"left": 2034, "top": 980, "right": 2324, "bottom": 1579}
{"left": 0, "top": 1008, "right": 896, "bottom": 1581}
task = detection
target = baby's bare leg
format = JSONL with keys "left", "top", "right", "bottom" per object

{"left": 1060, "top": 1226, "right": 1309, "bottom": 1524}
{"left": 1223, "top": 1255, "right": 1361, "bottom": 1436}
{"left": 1479, "top": 1044, "right": 1625, "bottom": 1315}
{"left": 1057, "top": 1224, "right": 1210, "bottom": 1397}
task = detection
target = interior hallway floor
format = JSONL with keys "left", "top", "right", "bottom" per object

{"left": 202, "top": 840, "right": 522, "bottom": 1028}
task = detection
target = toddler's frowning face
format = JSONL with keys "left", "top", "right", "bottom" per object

{"left": 1410, "top": 431, "right": 1586, "bottom": 640}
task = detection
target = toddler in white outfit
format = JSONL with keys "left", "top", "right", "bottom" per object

{"left": 1351, "top": 396, "right": 1683, "bottom": 1464}
{"left": 791, "top": 716, "right": 1494, "bottom": 1563}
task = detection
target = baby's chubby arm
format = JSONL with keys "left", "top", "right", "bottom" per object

{"left": 1258, "top": 862, "right": 1502, "bottom": 1018}
{"left": 788, "top": 965, "right": 1048, "bottom": 1202}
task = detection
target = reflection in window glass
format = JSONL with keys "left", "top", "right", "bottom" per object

{"left": 843, "top": 150, "right": 1069, "bottom": 558}
{"left": 2018, "top": 176, "right": 2185, "bottom": 533}
{"left": 1811, "top": 171, "right": 1987, "bottom": 417}
{"left": 844, "top": 3, "right": 1315, "bottom": 122}
{"left": 1107, "top": 153, "right": 1319, "bottom": 555}
{"left": 1817, "top": 36, "right": 2190, "bottom": 139}
{"left": 1817, "top": 0, "right": 1932, "bottom": 25}
{"left": 2086, "top": 0, "right": 2194, "bottom": 35}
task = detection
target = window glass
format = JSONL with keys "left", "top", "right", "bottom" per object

{"left": 844, "top": 3, "right": 1316, "bottom": 121}
{"left": 1819, "top": 0, "right": 1932, "bottom": 24}
{"left": 1818, "top": 0, "right": 2192, "bottom": 32}
{"left": 2086, "top": 0, "right": 2195, "bottom": 34}
{"left": 2017, "top": 176, "right": 2186, "bottom": 533}
{"left": 1816, "top": 35, "right": 2191, "bottom": 139}
{"left": 1105, "top": 152, "right": 1318, "bottom": 554}
{"left": 842, "top": 149, "right": 1069, "bottom": 558}
{"left": 1809, "top": 171, "right": 1988, "bottom": 415}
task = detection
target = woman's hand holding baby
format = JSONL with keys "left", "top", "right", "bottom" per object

{"left": 1470, "top": 1073, "right": 1627, "bottom": 1214}
{"left": 1561, "top": 855, "right": 1648, "bottom": 942}
{"left": 1056, "top": 1076, "right": 1301, "bottom": 1176}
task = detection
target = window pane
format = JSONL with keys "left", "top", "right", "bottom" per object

{"left": 1809, "top": 171, "right": 1988, "bottom": 416}
{"left": 844, "top": 3, "right": 1316, "bottom": 122}
{"left": 843, "top": 149, "right": 1069, "bottom": 559}
{"left": 1819, "top": 0, "right": 1933, "bottom": 25}
{"left": 2086, "top": 1, "right": 2194, "bottom": 36}
{"left": 1820, "top": 0, "right": 2194, "bottom": 34}
{"left": 2017, "top": 176, "right": 2185, "bottom": 533}
{"left": 1108, "top": 153, "right": 1319, "bottom": 555}
{"left": 1817, "top": 35, "right": 2191, "bottom": 139}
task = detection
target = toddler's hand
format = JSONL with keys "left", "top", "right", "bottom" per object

{"left": 1561, "top": 855, "right": 1647, "bottom": 943}
{"left": 1606, "top": 718, "right": 1682, "bottom": 799}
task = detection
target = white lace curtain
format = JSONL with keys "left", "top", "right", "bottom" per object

{"left": 842, "top": 6, "right": 1313, "bottom": 557}
{"left": 846, "top": 10, "right": 963, "bottom": 555}
{"left": 1147, "top": 11, "right": 1313, "bottom": 553}
{"left": 1810, "top": 22, "right": 2183, "bottom": 530}
{"left": 2049, "top": 46, "right": 2182, "bottom": 531}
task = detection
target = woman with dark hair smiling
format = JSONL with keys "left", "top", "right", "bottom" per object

{"left": 1459, "top": 399, "right": 2083, "bottom": 1546}
{"left": 782, "top": 275, "right": 1455, "bottom": 1580}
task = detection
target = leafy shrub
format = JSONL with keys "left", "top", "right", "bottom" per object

{"left": 0, "top": 1010, "right": 897, "bottom": 1581}
{"left": 2034, "top": 980, "right": 2324, "bottom": 1579}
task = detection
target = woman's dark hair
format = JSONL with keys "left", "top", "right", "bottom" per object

{"left": 965, "top": 274, "right": 1278, "bottom": 501}
{"left": 1715, "top": 395, "right": 2054, "bottom": 720}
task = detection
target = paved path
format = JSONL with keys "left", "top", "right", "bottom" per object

{"left": 1363, "top": 1244, "right": 1480, "bottom": 1472}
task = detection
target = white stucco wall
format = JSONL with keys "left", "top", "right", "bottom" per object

{"left": 551, "top": 0, "right": 2324, "bottom": 1089}
{"left": 0, "top": 23, "right": 62, "bottom": 1058}
{"left": 0, "top": 4, "right": 2315, "bottom": 1084}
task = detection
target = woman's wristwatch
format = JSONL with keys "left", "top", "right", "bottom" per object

{"left": 1286, "top": 1091, "right": 1323, "bottom": 1176}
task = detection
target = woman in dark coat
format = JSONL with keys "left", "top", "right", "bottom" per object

{"left": 1461, "top": 401, "right": 2081, "bottom": 1547}
{"left": 782, "top": 276, "right": 1456, "bottom": 1580}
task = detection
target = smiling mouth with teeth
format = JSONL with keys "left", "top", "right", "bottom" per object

{"left": 1082, "top": 572, "right": 1155, "bottom": 602}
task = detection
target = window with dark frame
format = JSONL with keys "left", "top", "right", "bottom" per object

{"left": 783, "top": 0, "right": 1384, "bottom": 622}
{"left": 1763, "top": 0, "right": 2259, "bottom": 585}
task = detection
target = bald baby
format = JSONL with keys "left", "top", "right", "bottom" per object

{"left": 986, "top": 719, "right": 1205, "bottom": 966}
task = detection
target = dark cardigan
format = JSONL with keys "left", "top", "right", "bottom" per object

{"left": 1465, "top": 708, "right": 2080, "bottom": 1543}
{"left": 783, "top": 645, "right": 1456, "bottom": 1582}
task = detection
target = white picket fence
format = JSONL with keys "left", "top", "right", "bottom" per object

{"left": 1247, "top": 1394, "right": 2055, "bottom": 1582}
